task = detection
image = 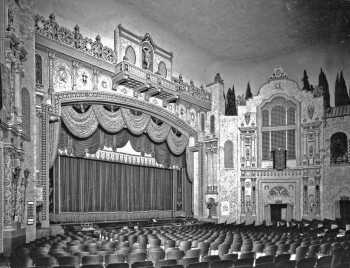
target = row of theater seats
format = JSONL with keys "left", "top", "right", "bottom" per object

{"left": 9, "top": 222, "right": 350, "bottom": 268}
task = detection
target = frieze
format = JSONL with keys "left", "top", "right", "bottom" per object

{"left": 35, "top": 14, "right": 116, "bottom": 64}
{"left": 241, "top": 167, "right": 320, "bottom": 178}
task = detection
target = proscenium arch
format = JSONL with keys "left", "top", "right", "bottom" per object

{"left": 256, "top": 92, "right": 301, "bottom": 167}
{"left": 53, "top": 91, "right": 198, "bottom": 139}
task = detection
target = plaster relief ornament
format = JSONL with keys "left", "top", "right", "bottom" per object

{"left": 307, "top": 104, "right": 315, "bottom": 120}
{"left": 77, "top": 68, "right": 92, "bottom": 90}
{"left": 54, "top": 62, "right": 72, "bottom": 92}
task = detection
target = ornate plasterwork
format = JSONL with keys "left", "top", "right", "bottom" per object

{"left": 76, "top": 67, "right": 93, "bottom": 91}
{"left": 34, "top": 14, "right": 116, "bottom": 64}
{"left": 53, "top": 91, "right": 197, "bottom": 137}
{"left": 53, "top": 60, "right": 72, "bottom": 92}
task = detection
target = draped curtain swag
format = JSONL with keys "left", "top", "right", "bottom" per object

{"left": 58, "top": 125, "right": 186, "bottom": 168}
{"left": 60, "top": 104, "right": 189, "bottom": 155}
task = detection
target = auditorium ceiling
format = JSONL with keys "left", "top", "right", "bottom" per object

{"left": 121, "top": 0, "right": 350, "bottom": 62}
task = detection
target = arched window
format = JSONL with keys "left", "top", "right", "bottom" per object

{"left": 200, "top": 113, "right": 205, "bottom": 132}
{"left": 261, "top": 98, "right": 296, "bottom": 160}
{"left": 35, "top": 54, "right": 42, "bottom": 86}
{"left": 262, "top": 110, "right": 269, "bottom": 127}
{"left": 21, "top": 88, "right": 30, "bottom": 140}
{"left": 210, "top": 115, "right": 215, "bottom": 134}
{"left": 157, "top": 61, "right": 167, "bottom": 78}
{"left": 124, "top": 46, "right": 136, "bottom": 64}
{"left": 224, "top": 140, "right": 233, "bottom": 168}
{"left": 271, "top": 105, "right": 286, "bottom": 126}
{"left": 287, "top": 107, "right": 295, "bottom": 125}
{"left": 331, "top": 132, "right": 348, "bottom": 164}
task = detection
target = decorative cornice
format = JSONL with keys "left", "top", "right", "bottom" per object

{"left": 35, "top": 14, "right": 116, "bottom": 64}
{"left": 54, "top": 91, "right": 197, "bottom": 137}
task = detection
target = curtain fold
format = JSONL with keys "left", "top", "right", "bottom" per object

{"left": 61, "top": 105, "right": 98, "bottom": 138}
{"left": 167, "top": 129, "right": 189, "bottom": 155}
{"left": 147, "top": 119, "right": 171, "bottom": 143}
{"left": 49, "top": 120, "right": 61, "bottom": 168}
{"left": 59, "top": 104, "right": 189, "bottom": 155}
{"left": 93, "top": 105, "right": 125, "bottom": 133}
{"left": 56, "top": 155, "right": 174, "bottom": 212}
{"left": 185, "top": 147, "right": 193, "bottom": 183}
{"left": 121, "top": 108, "right": 151, "bottom": 135}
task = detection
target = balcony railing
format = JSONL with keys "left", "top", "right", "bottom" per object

{"left": 114, "top": 61, "right": 211, "bottom": 110}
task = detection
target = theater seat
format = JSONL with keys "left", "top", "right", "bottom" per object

{"left": 106, "top": 264, "right": 129, "bottom": 268}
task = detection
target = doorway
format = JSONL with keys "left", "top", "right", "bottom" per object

{"left": 270, "top": 204, "right": 287, "bottom": 222}
{"left": 340, "top": 200, "right": 350, "bottom": 221}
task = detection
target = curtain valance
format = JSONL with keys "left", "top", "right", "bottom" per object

{"left": 60, "top": 105, "right": 188, "bottom": 155}
{"left": 58, "top": 126, "right": 185, "bottom": 168}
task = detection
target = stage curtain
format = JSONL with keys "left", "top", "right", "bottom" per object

{"left": 94, "top": 105, "right": 125, "bottom": 133}
{"left": 59, "top": 104, "right": 189, "bottom": 155}
{"left": 61, "top": 105, "right": 98, "bottom": 138}
{"left": 57, "top": 155, "right": 173, "bottom": 212}
{"left": 147, "top": 119, "right": 171, "bottom": 143}
{"left": 167, "top": 129, "right": 189, "bottom": 155}
{"left": 49, "top": 120, "right": 61, "bottom": 168}
{"left": 121, "top": 108, "right": 151, "bottom": 135}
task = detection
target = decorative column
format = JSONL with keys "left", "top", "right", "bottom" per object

{"left": 303, "top": 176, "right": 308, "bottom": 216}
{"left": 48, "top": 52, "right": 55, "bottom": 103}
{"left": 72, "top": 60, "right": 78, "bottom": 91}
{"left": 39, "top": 105, "right": 50, "bottom": 228}
{"left": 252, "top": 135, "right": 256, "bottom": 167}
{"left": 315, "top": 176, "right": 321, "bottom": 216}
{"left": 14, "top": 62, "right": 21, "bottom": 118}
{"left": 252, "top": 178, "right": 256, "bottom": 215}
{"left": 0, "top": 137, "right": 4, "bottom": 253}
{"left": 92, "top": 68, "right": 98, "bottom": 91}
{"left": 240, "top": 178, "right": 245, "bottom": 215}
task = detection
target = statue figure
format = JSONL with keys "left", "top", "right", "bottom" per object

{"left": 12, "top": 166, "right": 21, "bottom": 222}
{"left": 142, "top": 46, "right": 153, "bottom": 70}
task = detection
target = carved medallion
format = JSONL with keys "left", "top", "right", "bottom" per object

{"left": 53, "top": 62, "right": 72, "bottom": 92}
{"left": 307, "top": 104, "right": 314, "bottom": 120}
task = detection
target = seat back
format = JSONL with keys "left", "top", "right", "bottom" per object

{"left": 131, "top": 260, "right": 154, "bottom": 268}
{"left": 209, "top": 260, "right": 233, "bottom": 268}
{"left": 106, "top": 264, "right": 129, "bottom": 268}
{"left": 203, "top": 255, "right": 221, "bottom": 263}
{"left": 82, "top": 255, "right": 103, "bottom": 265}
{"left": 255, "top": 255, "right": 273, "bottom": 264}
{"left": 296, "top": 257, "right": 317, "bottom": 268}
{"left": 105, "top": 254, "right": 126, "bottom": 264}
{"left": 187, "top": 262, "right": 209, "bottom": 268}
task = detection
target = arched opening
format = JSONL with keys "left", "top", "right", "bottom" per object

{"left": 224, "top": 140, "right": 233, "bottom": 168}
{"left": 157, "top": 61, "right": 167, "bottom": 78}
{"left": 200, "top": 113, "right": 205, "bottom": 132}
{"left": 210, "top": 115, "right": 215, "bottom": 134}
{"left": 124, "top": 45, "right": 136, "bottom": 64}
{"left": 35, "top": 54, "right": 42, "bottom": 86}
{"left": 331, "top": 132, "right": 348, "bottom": 164}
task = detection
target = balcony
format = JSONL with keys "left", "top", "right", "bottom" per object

{"left": 113, "top": 61, "right": 211, "bottom": 110}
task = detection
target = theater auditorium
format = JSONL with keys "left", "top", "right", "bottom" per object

{"left": 1, "top": 0, "right": 350, "bottom": 267}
